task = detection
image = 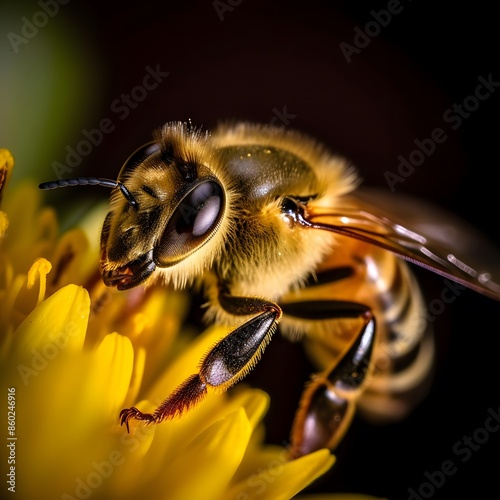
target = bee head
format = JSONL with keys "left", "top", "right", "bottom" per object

{"left": 40, "top": 122, "right": 229, "bottom": 290}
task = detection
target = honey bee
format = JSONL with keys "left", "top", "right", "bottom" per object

{"left": 39, "top": 121, "right": 500, "bottom": 458}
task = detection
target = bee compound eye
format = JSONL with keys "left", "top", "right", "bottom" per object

{"left": 118, "top": 141, "right": 161, "bottom": 180}
{"left": 155, "top": 181, "right": 225, "bottom": 266}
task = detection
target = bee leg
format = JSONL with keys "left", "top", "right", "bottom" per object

{"left": 120, "top": 295, "right": 282, "bottom": 431}
{"left": 282, "top": 301, "right": 376, "bottom": 457}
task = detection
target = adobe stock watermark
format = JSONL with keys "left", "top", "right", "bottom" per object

{"left": 385, "top": 73, "right": 500, "bottom": 192}
{"left": 6, "top": 0, "right": 70, "bottom": 54}
{"left": 268, "top": 106, "right": 297, "bottom": 129}
{"left": 16, "top": 315, "right": 86, "bottom": 386}
{"left": 235, "top": 441, "right": 291, "bottom": 500}
{"left": 413, "top": 278, "right": 466, "bottom": 334}
{"left": 373, "top": 277, "right": 465, "bottom": 368}
{"left": 213, "top": 0, "right": 243, "bottom": 21}
{"left": 52, "top": 64, "right": 170, "bottom": 180}
{"left": 61, "top": 424, "right": 155, "bottom": 499}
{"left": 407, "top": 405, "right": 500, "bottom": 499}
{"left": 339, "top": 0, "right": 410, "bottom": 63}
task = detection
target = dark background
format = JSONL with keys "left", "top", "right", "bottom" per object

{"left": 7, "top": 1, "right": 500, "bottom": 498}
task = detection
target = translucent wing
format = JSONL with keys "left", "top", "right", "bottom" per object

{"left": 304, "top": 187, "right": 500, "bottom": 301}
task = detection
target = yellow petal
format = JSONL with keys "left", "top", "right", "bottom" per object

{"left": 2, "top": 182, "right": 58, "bottom": 272}
{"left": 10, "top": 284, "right": 89, "bottom": 369}
{"left": 166, "top": 407, "right": 252, "bottom": 500}
{"left": 227, "top": 449, "right": 335, "bottom": 500}
{"left": 47, "top": 228, "right": 90, "bottom": 290}
{"left": 124, "top": 286, "right": 188, "bottom": 389}
{"left": 232, "top": 387, "right": 270, "bottom": 431}
{"left": 0, "top": 148, "right": 14, "bottom": 203}
{"left": 126, "top": 344, "right": 146, "bottom": 405}
{"left": 93, "top": 332, "right": 135, "bottom": 420}
{"left": 0, "top": 210, "right": 8, "bottom": 238}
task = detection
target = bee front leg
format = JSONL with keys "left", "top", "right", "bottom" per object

{"left": 281, "top": 300, "right": 376, "bottom": 457}
{"left": 120, "top": 295, "right": 282, "bottom": 431}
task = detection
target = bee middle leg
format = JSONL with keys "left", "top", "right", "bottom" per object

{"left": 120, "top": 293, "right": 282, "bottom": 431}
{"left": 281, "top": 300, "right": 376, "bottom": 457}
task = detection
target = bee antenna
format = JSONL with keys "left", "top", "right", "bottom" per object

{"left": 38, "top": 177, "right": 138, "bottom": 209}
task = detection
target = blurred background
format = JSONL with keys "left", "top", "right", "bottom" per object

{"left": 1, "top": 0, "right": 499, "bottom": 498}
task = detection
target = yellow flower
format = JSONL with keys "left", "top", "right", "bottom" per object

{"left": 2, "top": 148, "right": 366, "bottom": 500}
